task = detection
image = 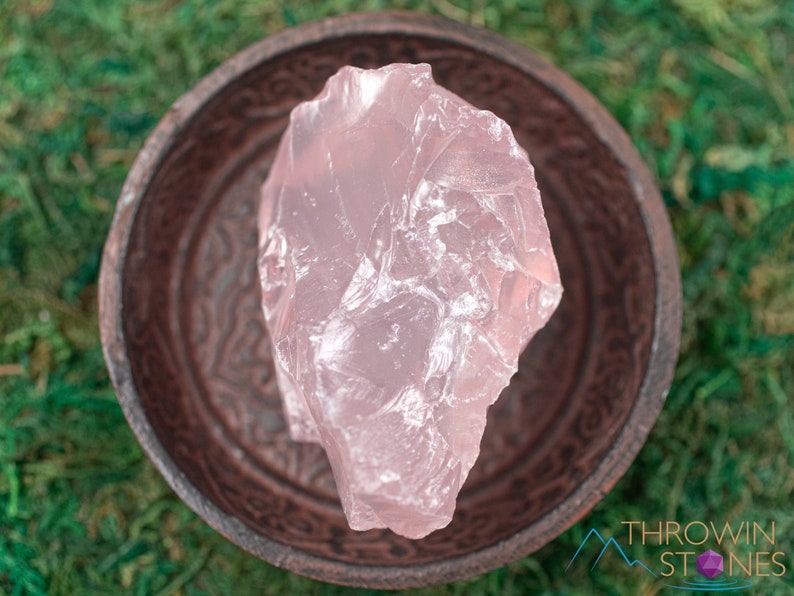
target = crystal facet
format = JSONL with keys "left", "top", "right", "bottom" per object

{"left": 257, "top": 63, "right": 562, "bottom": 539}
{"left": 697, "top": 549, "right": 724, "bottom": 579}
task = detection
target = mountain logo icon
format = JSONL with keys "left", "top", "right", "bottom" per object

{"left": 565, "top": 528, "right": 657, "bottom": 577}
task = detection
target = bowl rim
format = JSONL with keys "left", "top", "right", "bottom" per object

{"left": 99, "top": 10, "right": 682, "bottom": 589}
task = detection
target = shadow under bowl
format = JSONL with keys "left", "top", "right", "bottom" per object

{"left": 99, "top": 11, "right": 681, "bottom": 589}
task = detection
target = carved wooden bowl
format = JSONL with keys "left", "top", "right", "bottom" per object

{"left": 99, "top": 11, "right": 681, "bottom": 589}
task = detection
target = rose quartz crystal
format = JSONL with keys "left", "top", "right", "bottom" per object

{"left": 257, "top": 63, "right": 562, "bottom": 539}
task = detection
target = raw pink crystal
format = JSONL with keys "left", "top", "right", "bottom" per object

{"left": 257, "top": 63, "right": 562, "bottom": 539}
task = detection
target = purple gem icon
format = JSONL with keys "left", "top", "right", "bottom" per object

{"left": 697, "top": 549, "right": 724, "bottom": 579}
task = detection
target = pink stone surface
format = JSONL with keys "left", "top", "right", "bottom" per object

{"left": 257, "top": 63, "right": 562, "bottom": 539}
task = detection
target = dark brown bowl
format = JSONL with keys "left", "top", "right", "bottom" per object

{"left": 99, "top": 11, "right": 681, "bottom": 589}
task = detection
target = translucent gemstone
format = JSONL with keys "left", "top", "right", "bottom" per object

{"left": 697, "top": 549, "right": 724, "bottom": 579}
{"left": 257, "top": 63, "right": 562, "bottom": 539}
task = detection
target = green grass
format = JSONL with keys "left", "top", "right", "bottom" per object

{"left": 1, "top": 0, "right": 793, "bottom": 594}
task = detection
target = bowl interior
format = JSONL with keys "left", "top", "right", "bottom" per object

{"left": 116, "top": 22, "right": 661, "bottom": 585}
